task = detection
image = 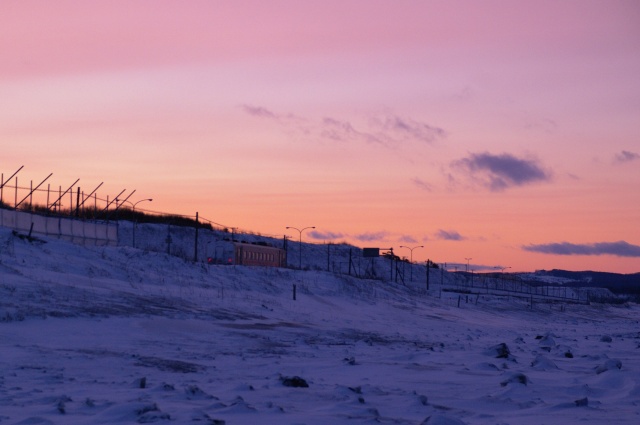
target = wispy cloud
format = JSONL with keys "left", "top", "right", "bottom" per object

{"left": 613, "top": 150, "right": 640, "bottom": 164}
{"left": 435, "top": 229, "right": 465, "bottom": 241}
{"left": 320, "top": 117, "right": 382, "bottom": 145}
{"left": 452, "top": 152, "right": 552, "bottom": 191}
{"left": 241, "top": 104, "right": 445, "bottom": 148}
{"left": 309, "top": 230, "right": 344, "bottom": 240}
{"left": 523, "top": 241, "right": 640, "bottom": 257}
{"left": 369, "top": 114, "right": 446, "bottom": 145}
{"left": 320, "top": 113, "right": 445, "bottom": 147}
{"left": 412, "top": 177, "right": 433, "bottom": 192}
{"left": 354, "top": 231, "right": 388, "bottom": 242}
{"left": 398, "top": 235, "right": 419, "bottom": 244}
{"left": 240, "top": 104, "right": 278, "bottom": 119}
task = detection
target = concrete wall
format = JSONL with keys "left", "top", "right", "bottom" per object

{"left": 0, "top": 209, "right": 117, "bottom": 246}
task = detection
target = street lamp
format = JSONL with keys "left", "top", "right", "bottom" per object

{"left": 400, "top": 245, "right": 423, "bottom": 282}
{"left": 286, "top": 226, "right": 315, "bottom": 269}
{"left": 116, "top": 198, "right": 153, "bottom": 213}
{"left": 127, "top": 198, "right": 153, "bottom": 248}
{"left": 465, "top": 257, "right": 472, "bottom": 272}
{"left": 495, "top": 266, "right": 511, "bottom": 289}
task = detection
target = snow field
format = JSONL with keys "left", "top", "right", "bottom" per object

{"left": 1, "top": 227, "right": 639, "bottom": 424}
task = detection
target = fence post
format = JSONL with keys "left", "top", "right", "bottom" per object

{"left": 75, "top": 187, "right": 81, "bottom": 217}
{"left": 426, "top": 260, "right": 430, "bottom": 291}
{"left": 194, "top": 212, "right": 199, "bottom": 262}
{"left": 166, "top": 224, "right": 172, "bottom": 255}
{"left": 390, "top": 256, "right": 393, "bottom": 281}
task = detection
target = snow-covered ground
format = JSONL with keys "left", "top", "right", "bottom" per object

{"left": 1, "top": 225, "right": 639, "bottom": 424}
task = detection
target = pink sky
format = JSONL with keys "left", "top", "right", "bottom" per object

{"left": 2, "top": 0, "right": 639, "bottom": 273}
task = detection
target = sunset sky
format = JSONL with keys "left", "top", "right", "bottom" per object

{"left": 2, "top": 0, "right": 639, "bottom": 273}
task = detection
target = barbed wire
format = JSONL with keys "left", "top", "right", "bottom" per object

{"left": 0, "top": 177, "right": 277, "bottom": 238}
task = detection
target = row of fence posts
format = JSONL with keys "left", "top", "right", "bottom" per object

{"left": 1, "top": 169, "right": 586, "bottom": 306}
{"left": 0, "top": 178, "right": 138, "bottom": 223}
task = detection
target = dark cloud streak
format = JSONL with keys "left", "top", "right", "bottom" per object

{"left": 523, "top": 241, "right": 640, "bottom": 257}
{"left": 435, "top": 229, "right": 465, "bottom": 241}
{"left": 241, "top": 104, "right": 445, "bottom": 148}
{"left": 309, "top": 230, "right": 344, "bottom": 240}
{"left": 412, "top": 177, "right": 433, "bottom": 192}
{"left": 614, "top": 150, "right": 640, "bottom": 164}
{"left": 370, "top": 114, "right": 446, "bottom": 144}
{"left": 399, "top": 235, "right": 418, "bottom": 244}
{"left": 354, "top": 231, "right": 388, "bottom": 242}
{"left": 240, "top": 104, "right": 278, "bottom": 119}
{"left": 453, "top": 152, "right": 552, "bottom": 191}
{"left": 320, "top": 117, "right": 383, "bottom": 145}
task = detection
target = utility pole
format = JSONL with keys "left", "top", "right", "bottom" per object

{"left": 194, "top": 212, "right": 199, "bottom": 262}
{"left": 286, "top": 226, "right": 315, "bottom": 269}
{"left": 399, "top": 245, "right": 423, "bottom": 282}
{"left": 426, "top": 259, "right": 430, "bottom": 291}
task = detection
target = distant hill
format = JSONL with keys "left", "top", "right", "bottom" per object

{"left": 531, "top": 269, "right": 640, "bottom": 295}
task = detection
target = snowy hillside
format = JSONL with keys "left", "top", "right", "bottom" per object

{"left": 1, "top": 225, "right": 639, "bottom": 425}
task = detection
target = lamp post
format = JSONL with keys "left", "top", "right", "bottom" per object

{"left": 400, "top": 245, "right": 423, "bottom": 282}
{"left": 286, "top": 226, "right": 315, "bottom": 269}
{"left": 495, "top": 266, "right": 511, "bottom": 289}
{"left": 126, "top": 198, "right": 153, "bottom": 248}
{"left": 465, "top": 257, "right": 472, "bottom": 272}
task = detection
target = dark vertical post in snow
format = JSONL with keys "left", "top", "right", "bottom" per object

{"left": 348, "top": 249, "right": 352, "bottom": 276}
{"left": 426, "top": 260, "right": 430, "bottom": 291}
{"left": 166, "top": 224, "right": 172, "bottom": 255}
{"left": 194, "top": 212, "right": 199, "bottom": 262}
{"left": 283, "top": 235, "right": 289, "bottom": 267}
{"left": 327, "top": 243, "right": 330, "bottom": 272}
{"left": 298, "top": 234, "right": 302, "bottom": 270}
{"left": 293, "top": 284, "right": 297, "bottom": 300}
{"left": 75, "top": 187, "right": 81, "bottom": 217}
{"left": 390, "top": 256, "right": 393, "bottom": 281}
{"left": 395, "top": 258, "right": 398, "bottom": 283}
